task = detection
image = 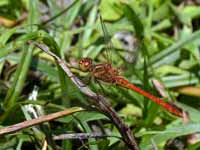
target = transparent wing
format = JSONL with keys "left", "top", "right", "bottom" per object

{"left": 99, "top": 13, "right": 113, "bottom": 64}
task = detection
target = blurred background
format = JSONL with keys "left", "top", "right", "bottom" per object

{"left": 0, "top": 0, "right": 200, "bottom": 149}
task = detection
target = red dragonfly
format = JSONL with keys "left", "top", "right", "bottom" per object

{"left": 79, "top": 15, "right": 183, "bottom": 118}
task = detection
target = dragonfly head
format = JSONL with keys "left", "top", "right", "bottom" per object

{"left": 79, "top": 58, "right": 93, "bottom": 72}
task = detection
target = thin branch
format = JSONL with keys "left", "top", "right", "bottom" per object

{"left": 31, "top": 42, "right": 138, "bottom": 150}
{"left": 53, "top": 132, "right": 121, "bottom": 140}
{"left": 0, "top": 107, "right": 83, "bottom": 136}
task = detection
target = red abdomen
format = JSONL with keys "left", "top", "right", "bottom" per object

{"left": 115, "top": 77, "right": 183, "bottom": 117}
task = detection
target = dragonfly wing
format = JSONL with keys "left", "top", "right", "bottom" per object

{"left": 99, "top": 13, "right": 114, "bottom": 64}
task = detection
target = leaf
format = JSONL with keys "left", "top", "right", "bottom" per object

{"left": 0, "top": 27, "right": 16, "bottom": 45}
{"left": 2, "top": 45, "right": 34, "bottom": 119}
{"left": 83, "top": 45, "right": 104, "bottom": 58}
{"left": 155, "top": 65, "right": 188, "bottom": 76}
{"left": 162, "top": 73, "right": 199, "bottom": 88}
{"left": 82, "top": 5, "right": 98, "bottom": 47}
{"left": 99, "top": 0, "right": 123, "bottom": 20}
{"left": 150, "top": 29, "right": 200, "bottom": 67}
{"left": 0, "top": 0, "right": 9, "bottom": 6}
{"left": 122, "top": 3, "right": 144, "bottom": 39}
{"left": 140, "top": 123, "right": 200, "bottom": 150}
{"left": 177, "top": 6, "right": 200, "bottom": 25}
{"left": 153, "top": 1, "right": 170, "bottom": 21}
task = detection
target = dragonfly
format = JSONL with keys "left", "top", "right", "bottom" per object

{"left": 78, "top": 15, "right": 183, "bottom": 118}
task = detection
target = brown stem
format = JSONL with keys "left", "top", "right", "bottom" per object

{"left": 53, "top": 132, "right": 121, "bottom": 140}
{"left": 0, "top": 107, "right": 84, "bottom": 136}
{"left": 32, "top": 42, "right": 138, "bottom": 150}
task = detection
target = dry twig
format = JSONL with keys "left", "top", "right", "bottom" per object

{"left": 53, "top": 132, "right": 121, "bottom": 140}
{"left": 0, "top": 107, "right": 83, "bottom": 136}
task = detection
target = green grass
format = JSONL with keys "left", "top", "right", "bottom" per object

{"left": 0, "top": 0, "right": 200, "bottom": 149}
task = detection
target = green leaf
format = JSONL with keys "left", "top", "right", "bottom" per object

{"left": 122, "top": 3, "right": 144, "bottom": 39}
{"left": 0, "top": 27, "right": 17, "bottom": 45}
{"left": 177, "top": 6, "right": 200, "bottom": 25}
{"left": 162, "top": 73, "right": 199, "bottom": 88}
{"left": 140, "top": 123, "right": 200, "bottom": 150}
{"left": 99, "top": 0, "right": 123, "bottom": 20}
{"left": 151, "top": 29, "right": 200, "bottom": 67}
{"left": 153, "top": 1, "right": 170, "bottom": 21}
{"left": 2, "top": 45, "right": 33, "bottom": 118}
{"left": 155, "top": 65, "right": 188, "bottom": 76}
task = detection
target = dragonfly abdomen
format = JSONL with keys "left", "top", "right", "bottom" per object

{"left": 115, "top": 77, "right": 183, "bottom": 117}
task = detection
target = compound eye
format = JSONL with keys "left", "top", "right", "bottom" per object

{"left": 79, "top": 58, "right": 93, "bottom": 72}
{"left": 84, "top": 62, "right": 89, "bottom": 67}
{"left": 79, "top": 60, "right": 83, "bottom": 64}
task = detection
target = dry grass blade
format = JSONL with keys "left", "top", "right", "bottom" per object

{"left": 0, "top": 107, "right": 84, "bottom": 136}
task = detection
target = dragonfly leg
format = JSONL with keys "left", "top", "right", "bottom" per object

{"left": 94, "top": 79, "right": 106, "bottom": 96}
{"left": 83, "top": 75, "right": 92, "bottom": 85}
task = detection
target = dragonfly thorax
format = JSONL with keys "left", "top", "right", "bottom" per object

{"left": 79, "top": 58, "right": 93, "bottom": 72}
